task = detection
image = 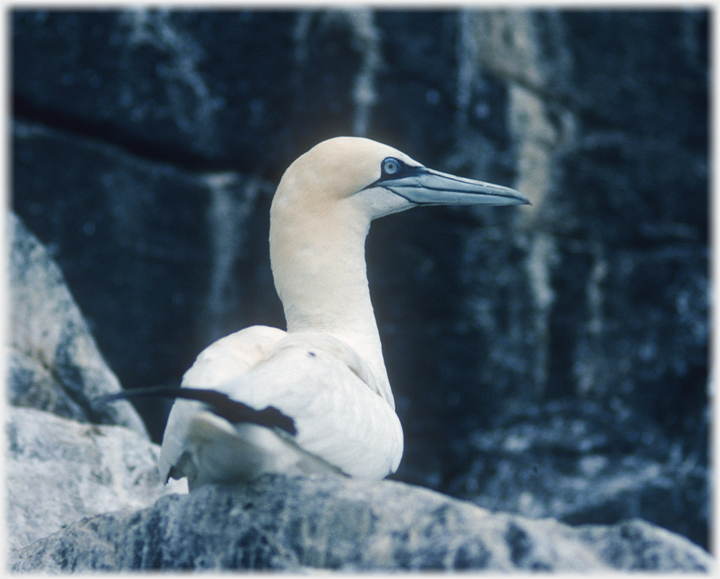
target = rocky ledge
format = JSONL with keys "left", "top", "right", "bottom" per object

{"left": 8, "top": 474, "right": 712, "bottom": 573}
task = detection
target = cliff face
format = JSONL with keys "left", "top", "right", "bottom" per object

{"left": 10, "top": 8, "right": 708, "bottom": 551}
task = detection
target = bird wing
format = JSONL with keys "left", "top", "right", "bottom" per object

{"left": 159, "top": 327, "right": 403, "bottom": 485}
{"left": 159, "top": 325, "right": 286, "bottom": 482}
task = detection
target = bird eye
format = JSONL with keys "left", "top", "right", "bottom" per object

{"left": 382, "top": 158, "right": 401, "bottom": 176}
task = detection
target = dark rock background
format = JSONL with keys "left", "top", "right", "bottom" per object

{"left": 10, "top": 9, "right": 709, "bottom": 549}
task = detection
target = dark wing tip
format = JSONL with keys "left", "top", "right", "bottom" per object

{"left": 252, "top": 406, "right": 298, "bottom": 436}
{"left": 96, "top": 385, "right": 297, "bottom": 436}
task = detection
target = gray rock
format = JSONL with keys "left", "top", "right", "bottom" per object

{"left": 448, "top": 399, "right": 709, "bottom": 549}
{"left": 11, "top": 122, "right": 275, "bottom": 441}
{"left": 6, "top": 347, "right": 86, "bottom": 423}
{"left": 8, "top": 474, "right": 711, "bottom": 572}
{"left": 8, "top": 212, "right": 147, "bottom": 436}
{"left": 5, "top": 406, "right": 186, "bottom": 552}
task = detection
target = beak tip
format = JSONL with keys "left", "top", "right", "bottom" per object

{"left": 509, "top": 190, "right": 532, "bottom": 207}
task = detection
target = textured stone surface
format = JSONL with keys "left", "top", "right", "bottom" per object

{"left": 8, "top": 475, "right": 711, "bottom": 572}
{"left": 8, "top": 212, "right": 147, "bottom": 436}
{"left": 11, "top": 8, "right": 709, "bottom": 549}
{"left": 10, "top": 123, "right": 271, "bottom": 440}
{"left": 6, "top": 406, "right": 186, "bottom": 552}
{"left": 446, "top": 399, "right": 709, "bottom": 549}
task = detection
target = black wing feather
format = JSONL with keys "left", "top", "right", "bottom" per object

{"left": 96, "top": 386, "right": 297, "bottom": 435}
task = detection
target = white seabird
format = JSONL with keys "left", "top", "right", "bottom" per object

{"left": 103, "top": 137, "right": 530, "bottom": 490}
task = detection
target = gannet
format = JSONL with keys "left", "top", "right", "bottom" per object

{"left": 100, "top": 137, "right": 529, "bottom": 490}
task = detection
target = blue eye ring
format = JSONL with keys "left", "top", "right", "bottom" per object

{"left": 382, "top": 157, "right": 401, "bottom": 176}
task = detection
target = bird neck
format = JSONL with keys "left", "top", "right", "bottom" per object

{"left": 269, "top": 200, "right": 392, "bottom": 404}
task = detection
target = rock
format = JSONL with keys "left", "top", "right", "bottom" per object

{"left": 8, "top": 212, "right": 147, "bottom": 437}
{"left": 6, "top": 346, "right": 87, "bottom": 424}
{"left": 11, "top": 10, "right": 299, "bottom": 171}
{"left": 5, "top": 406, "right": 186, "bottom": 552}
{"left": 11, "top": 121, "right": 278, "bottom": 441}
{"left": 8, "top": 475, "right": 711, "bottom": 572}
{"left": 446, "top": 399, "right": 709, "bottom": 549}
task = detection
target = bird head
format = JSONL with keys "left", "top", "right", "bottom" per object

{"left": 272, "top": 136, "right": 530, "bottom": 224}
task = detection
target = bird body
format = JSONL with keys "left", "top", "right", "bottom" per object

{"left": 160, "top": 327, "right": 402, "bottom": 486}
{"left": 154, "top": 137, "right": 529, "bottom": 489}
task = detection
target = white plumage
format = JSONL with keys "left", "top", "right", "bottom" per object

{"left": 159, "top": 137, "right": 529, "bottom": 489}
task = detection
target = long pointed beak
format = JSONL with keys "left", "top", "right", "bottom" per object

{"left": 382, "top": 166, "right": 530, "bottom": 207}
